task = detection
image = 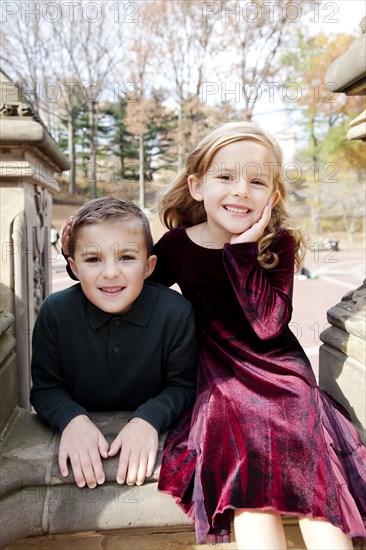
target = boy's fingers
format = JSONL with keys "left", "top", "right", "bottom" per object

{"left": 58, "top": 449, "right": 69, "bottom": 477}
{"left": 79, "top": 453, "right": 98, "bottom": 489}
{"left": 146, "top": 448, "right": 158, "bottom": 478}
{"left": 108, "top": 436, "right": 121, "bottom": 457}
{"left": 136, "top": 452, "right": 149, "bottom": 486}
{"left": 68, "top": 453, "right": 86, "bottom": 488}
{"left": 88, "top": 448, "right": 105, "bottom": 485}
{"left": 116, "top": 448, "right": 130, "bottom": 484}
{"left": 98, "top": 433, "right": 110, "bottom": 459}
{"left": 125, "top": 450, "right": 140, "bottom": 486}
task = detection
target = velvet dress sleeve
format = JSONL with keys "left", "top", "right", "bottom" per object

{"left": 30, "top": 298, "right": 88, "bottom": 432}
{"left": 222, "top": 231, "right": 295, "bottom": 340}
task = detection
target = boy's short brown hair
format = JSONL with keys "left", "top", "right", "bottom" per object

{"left": 69, "top": 197, "right": 154, "bottom": 258}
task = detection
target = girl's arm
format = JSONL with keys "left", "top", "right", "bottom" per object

{"left": 223, "top": 231, "right": 295, "bottom": 340}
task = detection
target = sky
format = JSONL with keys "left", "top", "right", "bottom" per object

{"left": 317, "top": 0, "right": 365, "bottom": 34}
{"left": 252, "top": 0, "right": 366, "bottom": 159}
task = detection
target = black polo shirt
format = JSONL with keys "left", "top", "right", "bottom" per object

{"left": 30, "top": 282, "right": 197, "bottom": 433}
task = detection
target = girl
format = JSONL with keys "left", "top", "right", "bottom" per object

{"left": 148, "top": 122, "right": 366, "bottom": 549}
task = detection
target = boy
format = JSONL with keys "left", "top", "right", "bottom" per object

{"left": 30, "top": 197, "right": 197, "bottom": 490}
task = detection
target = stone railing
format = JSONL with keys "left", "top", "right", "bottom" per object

{"left": 319, "top": 16, "right": 366, "bottom": 443}
{"left": 0, "top": 312, "right": 17, "bottom": 437}
{"left": 0, "top": 412, "right": 310, "bottom": 549}
{"left": 0, "top": 412, "right": 191, "bottom": 548}
{"left": 0, "top": 70, "right": 69, "bottom": 432}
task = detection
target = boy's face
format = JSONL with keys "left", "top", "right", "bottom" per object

{"left": 68, "top": 222, "right": 156, "bottom": 315}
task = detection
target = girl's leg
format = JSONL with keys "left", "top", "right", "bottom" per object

{"left": 234, "top": 509, "right": 287, "bottom": 550}
{"left": 299, "top": 517, "right": 353, "bottom": 550}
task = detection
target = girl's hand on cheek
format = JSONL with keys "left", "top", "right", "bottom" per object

{"left": 230, "top": 202, "right": 272, "bottom": 245}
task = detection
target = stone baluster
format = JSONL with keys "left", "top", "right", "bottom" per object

{"left": 319, "top": 17, "right": 366, "bottom": 442}
{"left": 0, "top": 70, "right": 69, "bottom": 430}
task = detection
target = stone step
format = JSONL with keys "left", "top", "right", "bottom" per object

{"left": 3, "top": 520, "right": 306, "bottom": 549}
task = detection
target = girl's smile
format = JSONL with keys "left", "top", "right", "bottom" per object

{"left": 188, "top": 140, "right": 278, "bottom": 245}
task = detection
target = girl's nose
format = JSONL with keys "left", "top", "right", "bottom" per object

{"left": 232, "top": 178, "right": 250, "bottom": 197}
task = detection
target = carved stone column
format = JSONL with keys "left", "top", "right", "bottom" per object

{"left": 0, "top": 70, "right": 69, "bottom": 422}
{"left": 319, "top": 18, "right": 366, "bottom": 442}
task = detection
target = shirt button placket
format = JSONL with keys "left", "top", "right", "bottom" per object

{"left": 110, "top": 318, "right": 121, "bottom": 367}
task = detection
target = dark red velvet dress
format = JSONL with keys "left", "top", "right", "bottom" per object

{"left": 150, "top": 227, "right": 366, "bottom": 543}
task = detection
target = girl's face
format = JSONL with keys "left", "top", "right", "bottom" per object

{"left": 188, "top": 140, "right": 279, "bottom": 243}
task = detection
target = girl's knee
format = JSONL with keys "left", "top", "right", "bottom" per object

{"left": 234, "top": 510, "right": 286, "bottom": 550}
{"left": 298, "top": 517, "right": 353, "bottom": 550}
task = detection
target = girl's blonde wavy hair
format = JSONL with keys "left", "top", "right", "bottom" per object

{"left": 157, "top": 121, "right": 306, "bottom": 271}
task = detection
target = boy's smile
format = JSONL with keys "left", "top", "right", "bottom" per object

{"left": 68, "top": 222, "right": 156, "bottom": 315}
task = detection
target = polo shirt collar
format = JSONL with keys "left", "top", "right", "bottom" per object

{"left": 85, "top": 282, "right": 158, "bottom": 330}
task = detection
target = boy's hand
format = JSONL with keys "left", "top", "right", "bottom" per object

{"left": 59, "top": 414, "right": 109, "bottom": 489}
{"left": 60, "top": 216, "right": 73, "bottom": 256}
{"left": 108, "top": 418, "right": 158, "bottom": 486}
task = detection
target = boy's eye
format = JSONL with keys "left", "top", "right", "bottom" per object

{"left": 120, "top": 255, "right": 136, "bottom": 262}
{"left": 85, "top": 257, "right": 100, "bottom": 263}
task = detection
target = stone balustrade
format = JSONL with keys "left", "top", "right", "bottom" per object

{"left": 1, "top": 411, "right": 310, "bottom": 550}
{"left": 319, "top": 17, "right": 366, "bottom": 443}
{"left": 0, "top": 411, "right": 191, "bottom": 548}
{"left": 0, "top": 70, "right": 68, "bottom": 429}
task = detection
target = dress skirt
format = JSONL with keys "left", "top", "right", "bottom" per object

{"left": 158, "top": 335, "right": 366, "bottom": 543}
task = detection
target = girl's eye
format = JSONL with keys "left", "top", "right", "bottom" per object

{"left": 251, "top": 179, "right": 265, "bottom": 186}
{"left": 218, "top": 175, "right": 232, "bottom": 181}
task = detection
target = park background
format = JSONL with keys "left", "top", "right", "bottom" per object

{"left": 1, "top": 0, "right": 365, "bottom": 243}
{"left": 2, "top": 0, "right": 365, "bottom": 375}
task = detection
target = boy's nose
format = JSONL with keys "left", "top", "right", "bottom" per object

{"left": 102, "top": 260, "right": 121, "bottom": 279}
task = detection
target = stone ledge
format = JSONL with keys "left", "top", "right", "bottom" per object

{"left": 0, "top": 410, "right": 190, "bottom": 548}
{"left": 325, "top": 16, "right": 366, "bottom": 95}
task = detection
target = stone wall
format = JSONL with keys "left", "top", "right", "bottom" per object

{"left": 0, "top": 70, "right": 68, "bottom": 430}
{"left": 319, "top": 16, "right": 366, "bottom": 443}
{"left": 0, "top": 411, "right": 309, "bottom": 550}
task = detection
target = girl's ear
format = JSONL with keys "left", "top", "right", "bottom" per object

{"left": 188, "top": 175, "right": 203, "bottom": 202}
{"left": 272, "top": 190, "right": 281, "bottom": 207}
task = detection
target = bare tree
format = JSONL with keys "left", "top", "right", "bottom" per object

{"left": 156, "top": 0, "right": 218, "bottom": 168}
{"left": 121, "top": 1, "right": 163, "bottom": 208}
{"left": 219, "top": 0, "right": 313, "bottom": 119}
{"left": 1, "top": 0, "right": 127, "bottom": 197}
{"left": 52, "top": 8, "right": 126, "bottom": 197}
